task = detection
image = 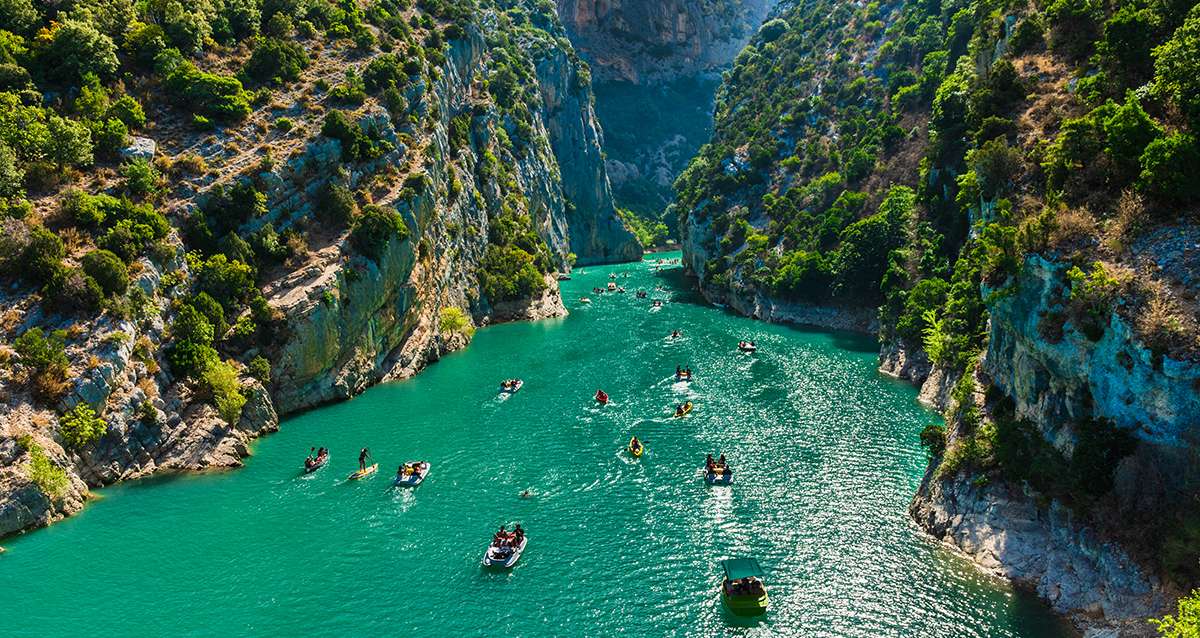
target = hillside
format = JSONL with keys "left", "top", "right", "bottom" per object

{"left": 0, "top": 0, "right": 639, "bottom": 536}
{"left": 674, "top": 0, "right": 1200, "bottom": 632}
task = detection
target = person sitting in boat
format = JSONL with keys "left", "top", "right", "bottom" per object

{"left": 358, "top": 447, "right": 370, "bottom": 471}
{"left": 718, "top": 453, "right": 726, "bottom": 467}
{"left": 676, "top": 365, "right": 682, "bottom": 376}
{"left": 671, "top": 330, "right": 680, "bottom": 338}
{"left": 706, "top": 454, "right": 715, "bottom": 470}
{"left": 514, "top": 524, "right": 524, "bottom": 542}
{"left": 494, "top": 526, "right": 507, "bottom": 544}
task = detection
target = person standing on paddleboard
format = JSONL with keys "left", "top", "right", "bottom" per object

{"left": 359, "top": 447, "right": 370, "bottom": 471}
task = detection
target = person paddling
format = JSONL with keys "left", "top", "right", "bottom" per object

{"left": 359, "top": 447, "right": 371, "bottom": 471}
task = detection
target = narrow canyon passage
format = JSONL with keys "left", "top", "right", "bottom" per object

{"left": 0, "top": 256, "right": 1068, "bottom": 636}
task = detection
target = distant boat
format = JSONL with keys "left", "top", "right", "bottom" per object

{"left": 595, "top": 389, "right": 609, "bottom": 405}
{"left": 500, "top": 379, "right": 524, "bottom": 393}
{"left": 556, "top": 273, "right": 571, "bottom": 281}
{"left": 720, "top": 558, "right": 769, "bottom": 616}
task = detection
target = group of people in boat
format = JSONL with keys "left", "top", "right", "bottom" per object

{"left": 706, "top": 454, "right": 731, "bottom": 478}
{"left": 738, "top": 340, "right": 757, "bottom": 350}
{"left": 304, "top": 447, "right": 329, "bottom": 470}
{"left": 726, "top": 576, "right": 765, "bottom": 597}
{"left": 396, "top": 461, "right": 427, "bottom": 477}
{"left": 670, "top": 330, "right": 681, "bottom": 339}
{"left": 500, "top": 379, "right": 522, "bottom": 391}
{"left": 675, "top": 365, "right": 693, "bottom": 379}
{"left": 492, "top": 524, "right": 525, "bottom": 549}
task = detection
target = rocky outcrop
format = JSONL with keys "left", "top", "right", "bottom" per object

{"left": 911, "top": 470, "right": 1168, "bottom": 636}
{"left": 0, "top": 1, "right": 637, "bottom": 539}
{"left": 556, "top": 0, "right": 777, "bottom": 84}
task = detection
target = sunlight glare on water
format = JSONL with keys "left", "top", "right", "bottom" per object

{"left": 0, "top": 253, "right": 1070, "bottom": 637}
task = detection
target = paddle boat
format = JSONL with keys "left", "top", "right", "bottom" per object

{"left": 499, "top": 379, "right": 524, "bottom": 394}
{"left": 738, "top": 341, "right": 757, "bottom": 353}
{"left": 674, "top": 401, "right": 693, "bottom": 418}
{"left": 595, "top": 389, "right": 609, "bottom": 405}
{"left": 719, "top": 558, "right": 769, "bottom": 616}
{"left": 348, "top": 463, "right": 378, "bottom": 480}
{"left": 607, "top": 282, "right": 617, "bottom": 292}
{"left": 608, "top": 273, "right": 617, "bottom": 279}
{"left": 482, "top": 526, "right": 527, "bottom": 568}
{"left": 393, "top": 461, "right": 430, "bottom": 487}
{"left": 704, "top": 454, "right": 733, "bottom": 485}
{"left": 670, "top": 330, "right": 681, "bottom": 339}
{"left": 629, "top": 436, "right": 644, "bottom": 457}
{"left": 616, "top": 286, "right": 626, "bottom": 293}
{"left": 636, "top": 290, "right": 647, "bottom": 299}
{"left": 675, "top": 368, "right": 693, "bottom": 382}
{"left": 304, "top": 448, "right": 328, "bottom": 473}
{"left": 579, "top": 296, "right": 592, "bottom": 304}
{"left": 652, "top": 300, "right": 663, "bottom": 308}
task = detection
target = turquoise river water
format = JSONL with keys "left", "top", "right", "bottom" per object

{"left": 0, "top": 254, "right": 1071, "bottom": 637}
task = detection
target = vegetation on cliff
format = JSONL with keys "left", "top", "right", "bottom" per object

{"left": 676, "top": 0, "right": 1200, "bottom": 603}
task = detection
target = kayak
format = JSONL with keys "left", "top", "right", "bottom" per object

{"left": 579, "top": 297, "right": 591, "bottom": 304}
{"left": 595, "top": 390, "right": 609, "bottom": 404}
{"left": 348, "top": 463, "right": 378, "bottom": 480}
{"left": 500, "top": 380, "right": 524, "bottom": 394}
{"left": 629, "top": 437, "right": 644, "bottom": 457}
{"left": 674, "top": 402, "right": 693, "bottom": 418}
{"left": 482, "top": 534, "right": 527, "bottom": 568}
{"left": 304, "top": 455, "right": 328, "bottom": 473}
{"left": 393, "top": 461, "right": 430, "bottom": 487}
{"left": 738, "top": 343, "right": 757, "bottom": 353}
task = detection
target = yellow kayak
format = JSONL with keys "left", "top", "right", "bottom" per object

{"left": 629, "top": 437, "right": 644, "bottom": 457}
{"left": 674, "top": 402, "right": 693, "bottom": 418}
{"left": 348, "top": 464, "right": 378, "bottom": 480}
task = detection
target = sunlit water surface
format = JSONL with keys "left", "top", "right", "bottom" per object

{"left": 0, "top": 254, "right": 1071, "bottom": 637}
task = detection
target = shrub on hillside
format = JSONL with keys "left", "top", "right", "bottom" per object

{"left": 349, "top": 205, "right": 408, "bottom": 261}
{"left": 203, "top": 359, "right": 246, "bottom": 424}
{"left": 1138, "top": 133, "right": 1200, "bottom": 203}
{"left": 316, "top": 182, "right": 357, "bottom": 225}
{"left": 243, "top": 37, "right": 310, "bottom": 84}
{"left": 81, "top": 249, "right": 129, "bottom": 296}
{"left": 59, "top": 403, "right": 107, "bottom": 449}
{"left": 39, "top": 21, "right": 120, "bottom": 84}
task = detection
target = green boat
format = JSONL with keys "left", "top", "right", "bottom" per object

{"left": 719, "top": 558, "right": 769, "bottom": 616}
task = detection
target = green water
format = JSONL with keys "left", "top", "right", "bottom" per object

{"left": 0, "top": 255, "right": 1070, "bottom": 637}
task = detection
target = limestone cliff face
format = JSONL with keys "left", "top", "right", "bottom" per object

{"left": 0, "top": 4, "right": 627, "bottom": 538}
{"left": 906, "top": 254, "right": 1200, "bottom": 634}
{"left": 556, "top": 0, "right": 776, "bottom": 84}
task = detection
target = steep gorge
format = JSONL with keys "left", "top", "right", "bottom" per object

{"left": 0, "top": 0, "right": 638, "bottom": 537}
{"left": 673, "top": 0, "right": 1200, "bottom": 632}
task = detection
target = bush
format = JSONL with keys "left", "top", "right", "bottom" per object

{"left": 42, "top": 266, "right": 104, "bottom": 314}
{"left": 1138, "top": 133, "right": 1200, "bottom": 202}
{"left": 479, "top": 244, "right": 546, "bottom": 303}
{"left": 167, "top": 339, "right": 217, "bottom": 378}
{"left": 161, "top": 53, "right": 253, "bottom": 122}
{"left": 81, "top": 249, "right": 129, "bottom": 296}
{"left": 1151, "top": 589, "right": 1200, "bottom": 637}
{"left": 1153, "top": 5, "right": 1200, "bottom": 127}
{"left": 109, "top": 95, "right": 147, "bottom": 129}
{"left": 20, "top": 225, "right": 65, "bottom": 284}
{"left": 39, "top": 20, "right": 120, "bottom": 84}
{"left": 243, "top": 37, "right": 311, "bottom": 84}
{"left": 349, "top": 205, "right": 408, "bottom": 260}
{"left": 24, "top": 439, "right": 69, "bottom": 498}
{"left": 363, "top": 54, "right": 405, "bottom": 93}
{"left": 248, "top": 355, "right": 271, "bottom": 384}
{"left": 121, "top": 159, "right": 161, "bottom": 198}
{"left": 919, "top": 424, "right": 946, "bottom": 458}
{"left": 438, "top": 306, "right": 475, "bottom": 337}
{"left": 59, "top": 403, "right": 107, "bottom": 449}
{"left": 321, "top": 110, "right": 378, "bottom": 162}
{"left": 0, "top": 142, "right": 23, "bottom": 198}
{"left": 186, "top": 291, "right": 229, "bottom": 338}
{"left": 195, "top": 254, "right": 256, "bottom": 312}
{"left": 895, "top": 277, "right": 950, "bottom": 343}
{"left": 14, "top": 327, "right": 69, "bottom": 375}
{"left": 45, "top": 116, "right": 94, "bottom": 171}
{"left": 316, "top": 182, "right": 357, "bottom": 225}
{"left": 203, "top": 359, "right": 246, "bottom": 424}
{"left": 772, "top": 250, "right": 833, "bottom": 301}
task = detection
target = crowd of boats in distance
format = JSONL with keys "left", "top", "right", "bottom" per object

{"left": 291, "top": 256, "right": 770, "bottom": 614}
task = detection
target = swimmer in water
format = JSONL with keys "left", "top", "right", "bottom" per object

{"left": 520, "top": 490, "right": 532, "bottom": 498}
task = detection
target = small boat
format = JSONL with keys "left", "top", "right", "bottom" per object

{"left": 595, "top": 389, "right": 609, "bottom": 405}
{"left": 704, "top": 457, "right": 733, "bottom": 485}
{"left": 616, "top": 286, "right": 626, "bottom": 293}
{"left": 608, "top": 273, "right": 616, "bottom": 279}
{"left": 304, "top": 451, "right": 328, "bottom": 473}
{"left": 348, "top": 464, "right": 378, "bottom": 480}
{"left": 669, "top": 331, "right": 681, "bottom": 339}
{"left": 393, "top": 461, "right": 430, "bottom": 487}
{"left": 482, "top": 532, "right": 527, "bottom": 568}
{"left": 652, "top": 300, "right": 663, "bottom": 308}
{"left": 738, "top": 341, "right": 757, "bottom": 353}
{"left": 556, "top": 273, "right": 571, "bottom": 281}
{"left": 579, "top": 297, "right": 591, "bottom": 304}
{"left": 636, "top": 290, "right": 647, "bottom": 299}
{"left": 629, "top": 436, "right": 644, "bottom": 457}
{"left": 606, "top": 282, "right": 617, "bottom": 291}
{"left": 720, "top": 558, "right": 769, "bottom": 616}
{"left": 500, "top": 379, "right": 524, "bottom": 394}
{"left": 675, "top": 370, "right": 693, "bottom": 382}
{"left": 674, "top": 401, "right": 693, "bottom": 418}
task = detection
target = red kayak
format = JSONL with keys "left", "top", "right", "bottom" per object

{"left": 595, "top": 390, "right": 609, "bottom": 405}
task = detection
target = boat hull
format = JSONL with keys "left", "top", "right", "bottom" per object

{"left": 482, "top": 536, "right": 527, "bottom": 568}
{"left": 394, "top": 462, "right": 430, "bottom": 487}
{"left": 722, "top": 591, "right": 769, "bottom": 616}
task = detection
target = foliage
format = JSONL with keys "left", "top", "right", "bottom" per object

{"left": 14, "top": 327, "right": 69, "bottom": 375}
{"left": 81, "top": 249, "right": 129, "bottom": 296}
{"left": 1151, "top": 589, "right": 1200, "bottom": 637}
{"left": 321, "top": 110, "right": 385, "bottom": 162}
{"left": 316, "top": 182, "right": 357, "bottom": 225}
{"left": 438, "top": 306, "right": 475, "bottom": 337}
{"left": 23, "top": 437, "right": 70, "bottom": 498}
{"left": 1138, "top": 133, "right": 1200, "bottom": 202}
{"left": 202, "top": 358, "right": 246, "bottom": 424}
{"left": 479, "top": 244, "right": 545, "bottom": 303}
{"left": 59, "top": 403, "right": 107, "bottom": 449}
{"left": 919, "top": 424, "right": 946, "bottom": 458}
{"left": 160, "top": 52, "right": 252, "bottom": 121}
{"left": 244, "top": 37, "right": 310, "bottom": 85}
{"left": 39, "top": 21, "right": 120, "bottom": 85}
{"left": 1153, "top": 5, "right": 1200, "bottom": 127}
{"left": 195, "top": 254, "right": 256, "bottom": 312}
{"left": 248, "top": 355, "right": 271, "bottom": 384}
{"left": 349, "top": 204, "right": 408, "bottom": 261}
